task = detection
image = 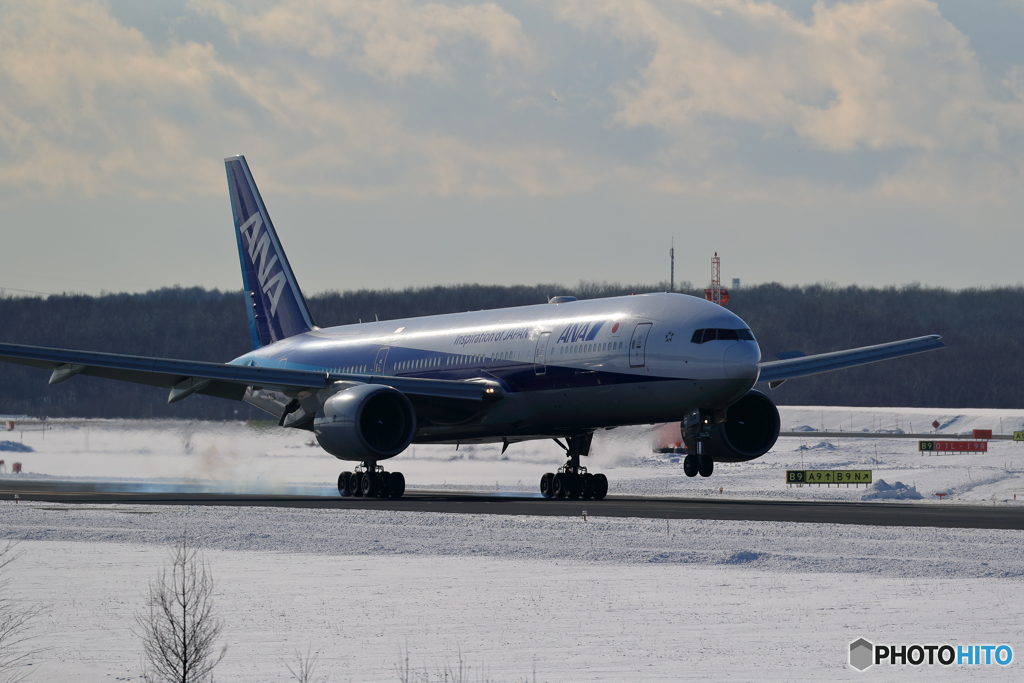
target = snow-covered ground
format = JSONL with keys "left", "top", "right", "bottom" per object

{"left": 1, "top": 408, "right": 1023, "bottom": 681}
{"left": 4, "top": 406, "right": 1024, "bottom": 504}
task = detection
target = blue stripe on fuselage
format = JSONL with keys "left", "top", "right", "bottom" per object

{"left": 235, "top": 343, "right": 683, "bottom": 393}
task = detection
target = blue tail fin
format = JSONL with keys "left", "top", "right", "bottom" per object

{"left": 225, "top": 155, "right": 316, "bottom": 349}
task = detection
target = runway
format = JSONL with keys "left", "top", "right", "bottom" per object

{"left": 2, "top": 479, "right": 1023, "bottom": 530}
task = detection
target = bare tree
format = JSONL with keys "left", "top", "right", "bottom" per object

{"left": 0, "top": 541, "right": 43, "bottom": 683}
{"left": 136, "top": 537, "right": 226, "bottom": 683}
{"left": 286, "top": 645, "right": 327, "bottom": 683}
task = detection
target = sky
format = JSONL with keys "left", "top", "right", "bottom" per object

{"left": 1, "top": 0, "right": 1022, "bottom": 297}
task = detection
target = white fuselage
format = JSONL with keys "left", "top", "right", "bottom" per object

{"left": 234, "top": 293, "right": 761, "bottom": 449}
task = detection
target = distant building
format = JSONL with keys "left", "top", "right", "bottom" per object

{"left": 732, "top": 278, "right": 740, "bottom": 289}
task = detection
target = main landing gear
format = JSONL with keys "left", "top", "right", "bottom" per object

{"left": 539, "top": 434, "right": 608, "bottom": 500}
{"left": 338, "top": 461, "right": 406, "bottom": 499}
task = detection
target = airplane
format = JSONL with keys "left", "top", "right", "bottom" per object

{"left": 0, "top": 156, "right": 944, "bottom": 500}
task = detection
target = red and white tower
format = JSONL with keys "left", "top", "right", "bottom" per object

{"left": 703, "top": 252, "right": 730, "bottom": 306}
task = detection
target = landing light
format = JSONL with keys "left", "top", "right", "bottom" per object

{"left": 486, "top": 388, "right": 495, "bottom": 394}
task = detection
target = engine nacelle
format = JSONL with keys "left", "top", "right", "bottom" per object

{"left": 683, "top": 390, "right": 780, "bottom": 462}
{"left": 313, "top": 384, "right": 417, "bottom": 461}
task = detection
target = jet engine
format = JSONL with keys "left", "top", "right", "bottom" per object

{"left": 682, "top": 389, "right": 780, "bottom": 462}
{"left": 313, "top": 384, "right": 417, "bottom": 461}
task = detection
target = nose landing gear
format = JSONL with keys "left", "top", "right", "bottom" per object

{"left": 682, "top": 409, "right": 715, "bottom": 477}
{"left": 338, "top": 461, "right": 406, "bottom": 498}
{"left": 683, "top": 451, "right": 714, "bottom": 477}
{"left": 539, "top": 433, "right": 608, "bottom": 500}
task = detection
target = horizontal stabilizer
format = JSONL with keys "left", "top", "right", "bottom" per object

{"left": 757, "top": 335, "right": 944, "bottom": 385}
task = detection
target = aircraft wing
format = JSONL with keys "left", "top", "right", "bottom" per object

{"left": 0, "top": 342, "right": 498, "bottom": 404}
{"left": 756, "top": 335, "right": 944, "bottom": 388}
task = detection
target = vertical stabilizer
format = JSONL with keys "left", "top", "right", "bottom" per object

{"left": 225, "top": 155, "right": 316, "bottom": 349}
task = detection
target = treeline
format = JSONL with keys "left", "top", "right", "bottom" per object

{"left": 0, "top": 282, "right": 1020, "bottom": 419}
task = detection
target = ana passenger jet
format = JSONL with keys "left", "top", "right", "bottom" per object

{"left": 0, "top": 156, "right": 945, "bottom": 500}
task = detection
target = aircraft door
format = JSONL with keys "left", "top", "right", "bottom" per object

{"left": 629, "top": 323, "right": 652, "bottom": 367}
{"left": 534, "top": 332, "right": 550, "bottom": 375}
{"left": 373, "top": 347, "right": 390, "bottom": 374}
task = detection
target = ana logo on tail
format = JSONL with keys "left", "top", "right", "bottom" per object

{"left": 238, "top": 213, "right": 288, "bottom": 317}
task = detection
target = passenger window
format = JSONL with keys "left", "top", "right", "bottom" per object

{"left": 718, "top": 329, "right": 739, "bottom": 341}
{"left": 691, "top": 329, "right": 704, "bottom": 344}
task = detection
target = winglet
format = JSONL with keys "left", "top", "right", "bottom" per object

{"left": 225, "top": 155, "right": 316, "bottom": 349}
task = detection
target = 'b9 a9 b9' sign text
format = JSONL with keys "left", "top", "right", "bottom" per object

{"left": 918, "top": 441, "right": 987, "bottom": 453}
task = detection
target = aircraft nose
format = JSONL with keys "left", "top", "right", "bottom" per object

{"left": 723, "top": 342, "right": 760, "bottom": 380}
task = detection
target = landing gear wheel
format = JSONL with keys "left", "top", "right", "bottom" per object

{"left": 683, "top": 454, "right": 699, "bottom": 478}
{"left": 592, "top": 473, "right": 608, "bottom": 500}
{"left": 389, "top": 471, "right": 405, "bottom": 498}
{"left": 378, "top": 471, "right": 392, "bottom": 498}
{"left": 566, "top": 474, "right": 582, "bottom": 500}
{"left": 540, "top": 473, "right": 554, "bottom": 498}
{"left": 351, "top": 471, "right": 364, "bottom": 497}
{"left": 581, "top": 473, "right": 595, "bottom": 500}
{"left": 698, "top": 454, "right": 714, "bottom": 478}
{"left": 360, "top": 471, "right": 377, "bottom": 497}
{"left": 552, "top": 473, "right": 569, "bottom": 499}
{"left": 338, "top": 471, "right": 353, "bottom": 497}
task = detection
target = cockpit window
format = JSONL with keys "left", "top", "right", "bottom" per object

{"left": 690, "top": 328, "right": 756, "bottom": 344}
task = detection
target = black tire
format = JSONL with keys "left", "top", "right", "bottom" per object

{"left": 566, "top": 474, "right": 582, "bottom": 500}
{"left": 338, "top": 471, "right": 353, "bottom": 496}
{"left": 361, "top": 471, "right": 377, "bottom": 497}
{"left": 351, "top": 471, "right": 364, "bottom": 497}
{"left": 552, "top": 473, "right": 568, "bottom": 499}
{"left": 540, "top": 473, "right": 554, "bottom": 498}
{"left": 390, "top": 472, "right": 406, "bottom": 499}
{"left": 698, "top": 454, "right": 714, "bottom": 477}
{"left": 581, "top": 473, "right": 595, "bottom": 500}
{"left": 592, "top": 473, "right": 608, "bottom": 500}
{"left": 378, "top": 471, "right": 392, "bottom": 498}
{"left": 683, "top": 454, "right": 699, "bottom": 478}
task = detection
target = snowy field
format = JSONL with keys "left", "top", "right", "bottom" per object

{"left": 1, "top": 407, "right": 1023, "bottom": 681}
{"left": 3, "top": 406, "right": 1024, "bottom": 504}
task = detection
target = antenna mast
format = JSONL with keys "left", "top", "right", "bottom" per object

{"left": 670, "top": 238, "right": 675, "bottom": 293}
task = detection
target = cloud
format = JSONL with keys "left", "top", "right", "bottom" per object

{"left": 555, "top": 0, "right": 1006, "bottom": 151}
{"left": 0, "top": 0, "right": 1020, "bottom": 205}
{"left": 0, "top": 0, "right": 587, "bottom": 199}
{"left": 1005, "top": 64, "right": 1024, "bottom": 101}
{"left": 552, "top": 0, "right": 1024, "bottom": 199}
{"left": 189, "top": 0, "right": 534, "bottom": 80}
